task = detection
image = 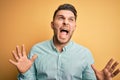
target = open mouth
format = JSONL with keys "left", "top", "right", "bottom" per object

{"left": 60, "top": 29, "right": 69, "bottom": 34}
{"left": 59, "top": 29, "right": 69, "bottom": 39}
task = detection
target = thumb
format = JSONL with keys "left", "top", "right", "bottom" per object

{"left": 30, "top": 54, "right": 38, "bottom": 62}
{"left": 91, "top": 64, "right": 98, "bottom": 74}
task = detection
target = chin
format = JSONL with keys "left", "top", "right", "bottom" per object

{"left": 58, "top": 39, "right": 70, "bottom": 44}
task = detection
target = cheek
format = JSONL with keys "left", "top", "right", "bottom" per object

{"left": 70, "top": 22, "right": 76, "bottom": 29}
{"left": 54, "top": 20, "right": 63, "bottom": 26}
{"left": 53, "top": 23, "right": 61, "bottom": 31}
{"left": 52, "top": 25, "right": 60, "bottom": 33}
{"left": 70, "top": 25, "right": 76, "bottom": 31}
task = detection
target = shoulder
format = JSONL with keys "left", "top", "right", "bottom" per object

{"left": 72, "top": 41, "right": 94, "bottom": 62}
{"left": 72, "top": 41, "right": 90, "bottom": 53}
{"left": 28, "top": 40, "right": 51, "bottom": 57}
{"left": 31, "top": 40, "right": 51, "bottom": 49}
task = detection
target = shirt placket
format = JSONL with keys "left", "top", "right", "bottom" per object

{"left": 57, "top": 53, "right": 63, "bottom": 80}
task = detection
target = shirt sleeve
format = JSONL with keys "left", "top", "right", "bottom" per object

{"left": 82, "top": 49, "right": 97, "bottom": 80}
{"left": 17, "top": 47, "right": 37, "bottom": 80}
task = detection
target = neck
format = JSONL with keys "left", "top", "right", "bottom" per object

{"left": 53, "top": 37, "right": 68, "bottom": 53}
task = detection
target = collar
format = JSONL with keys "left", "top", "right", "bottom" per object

{"left": 50, "top": 38, "right": 73, "bottom": 52}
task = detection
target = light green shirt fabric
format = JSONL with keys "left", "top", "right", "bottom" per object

{"left": 18, "top": 39, "right": 96, "bottom": 80}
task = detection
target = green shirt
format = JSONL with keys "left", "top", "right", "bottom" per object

{"left": 18, "top": 39, "right": 96, "bottom": 80}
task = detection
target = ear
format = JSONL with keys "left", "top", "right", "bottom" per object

{"left": 51, "top": 21, "right": 54, "bottom": 29}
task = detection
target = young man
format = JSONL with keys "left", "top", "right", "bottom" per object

{"left": 9, "top": 4, "right": 120, "bottom": 80}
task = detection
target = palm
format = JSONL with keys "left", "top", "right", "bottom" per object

{"left": 9, "top": 45, "right": 37, "bottom": 73}
{"left": 15, "top": 55, "right": 33, "bottom": 73}
{"left": 92, "top": 58, "right": 120, "bottom": 80}
{"left": 94, "top": 69, "right": 112, "bottom": 80}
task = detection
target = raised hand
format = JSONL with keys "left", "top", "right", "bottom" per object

{"left": 92, "top": 58, "right": 120, "bottom": 80}
{"left": 9, "top": 44, "right": 37, "bottom": 73}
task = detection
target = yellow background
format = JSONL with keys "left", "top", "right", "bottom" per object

{"left": 0, "top": 0, "right": 120, "bottom": 80}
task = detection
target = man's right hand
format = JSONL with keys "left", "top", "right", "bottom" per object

{"left": 9, "top": 44, "right": 37, "bottom": 74}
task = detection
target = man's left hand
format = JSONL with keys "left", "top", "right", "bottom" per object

{"left": 92, "top": 58, "right": 120, "bottom": 80}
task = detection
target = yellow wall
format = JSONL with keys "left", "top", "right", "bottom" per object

{"left": 0, "top": 0, "right": 120, "bottom": 80}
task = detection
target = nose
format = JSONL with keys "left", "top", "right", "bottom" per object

{"left": 63, "top": 19, "right": 69, "bottom": 25}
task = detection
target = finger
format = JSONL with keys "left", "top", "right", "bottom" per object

{"left": 22, "top": 44, "right": 26, "bottom": 56}
{"left": 109, "top": 61, "right": 119, "bottom": 72}
{"left": 105, "top": 58, "right": 114, "bottom": 69}
{"left": 111, "top": 68, "right": 120, "bottom": 77}
{"left": 30, "top": 54, "right": 38, "bottom": 63}
{"left": 104, "top": 68, "right": 111, "bottom": 77}
{"left": 9, "top": 59, "right": 17, "bottom": 66}
{"left": 16, "top": 45, "right": 22, "bottom": 58}
{"left": 91, "top": 64, "right": 98, "bottom": 74}
{"left": 12, "top": 50, "right": 19, "bottom": 61}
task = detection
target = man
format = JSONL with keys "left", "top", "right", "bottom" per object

{"left": 9, "top": 4, "right": 120, "bottom": 80}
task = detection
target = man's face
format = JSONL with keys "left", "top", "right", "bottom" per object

{"left": 51, "top": 10, "right": 76, "bottom": 44}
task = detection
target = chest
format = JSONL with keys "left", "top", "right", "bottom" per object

{"left": 35, "top": 52, "right": 87, "bottom": 76}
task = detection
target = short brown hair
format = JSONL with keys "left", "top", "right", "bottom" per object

{"left": 53, "top": 4, "right": 77, "bottom": 20}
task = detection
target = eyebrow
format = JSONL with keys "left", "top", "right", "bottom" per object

{"left": 56, "top": 15, "right": 75, "bottom": 19}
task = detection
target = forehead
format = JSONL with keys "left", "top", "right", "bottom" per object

{"left": 55, "top": 10, "right": 75, "bottom": 18}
